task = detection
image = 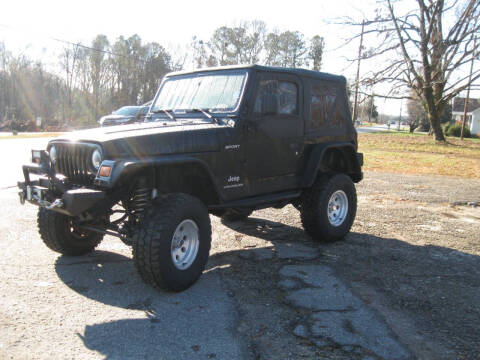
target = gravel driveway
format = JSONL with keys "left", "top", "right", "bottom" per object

{"left": 1, "top": 170, "right": 479, "bottom": 359}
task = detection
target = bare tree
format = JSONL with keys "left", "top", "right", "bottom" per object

{"left": 265, "top": 31, "right": 307, "bottom": 67}
{"left": 209, "top": 27, "right": 235, "bottom": 66}
{"left": 88, "top": 35, "right": 110, "bottom": 122}
{"left": 343, "top": 0, "right": 480, "bottom": 141}
{"left": 359, "top": 95, "right": 379, "bottom": 123}
{"left": 264, "top": 30, "right": 281, "bottom": 66}
{"left": 245, "top": 20, "right": 267, "bottom": 64}
{"left": 191, "top": 36, "right": 208, "bottom": 69}
{"left": 407, "top": 93, "right": 427, "bottom": 133}
{"left": 59, "top": 43, "right": 80, "bottom": 124}
{"left": 309, "top": 35, "right": 325, "bottom": 71}
{"left": 0, "top": 42, "right": 8, "bottom": 122}
{"left": 1, "top": 22, "right": 330, "bottom": 130}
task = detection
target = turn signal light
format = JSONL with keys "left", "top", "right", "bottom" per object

{"left": 31, "top": 150, "right": 41, "bottom": 164}
{"left": 99, "top": 166, "right": 112, "bottom": 177}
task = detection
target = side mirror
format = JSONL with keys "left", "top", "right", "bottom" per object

{"left": 262, "top": 93, "right": 279, "bottom": 116}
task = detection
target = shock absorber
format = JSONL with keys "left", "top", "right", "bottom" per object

{"left": 129, "top": 177, "right": 152, "bottom": 219}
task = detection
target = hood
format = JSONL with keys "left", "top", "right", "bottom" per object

{"left": 52, "top": 120, "right": 231, "bottom": 158}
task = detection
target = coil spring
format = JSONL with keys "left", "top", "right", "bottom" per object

{"left": 130, "top": 186, "right": 151, "bottom": 216}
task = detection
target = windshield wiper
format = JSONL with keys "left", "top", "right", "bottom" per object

{"left": 190, "top": 108, "right": 219, "bottom": 124}
{"left": 151, "top": 109, "right": 176, "bottom": 121}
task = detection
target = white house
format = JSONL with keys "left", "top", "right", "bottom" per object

{"left": 452, "top": 97, "right": 480, "bottom": 135}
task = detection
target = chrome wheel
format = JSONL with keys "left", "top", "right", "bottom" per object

{"left": 171, "top": 219, "right": 199, "bottom": 270}
{"left": 327, "top": 190, "right": 348, "bottom": 227}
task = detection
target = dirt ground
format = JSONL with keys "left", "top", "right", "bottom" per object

{"left": 209, "top": 172, "right": 480, "bottom": 359}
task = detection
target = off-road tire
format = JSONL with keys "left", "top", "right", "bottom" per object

{"left": 222, "top": 209, "right": 253, "bottom": 222}
{"left": 133, "top": 193, "right": 212, "bottom": 292}
{"left": 300, "top": 173, "right": 357, "bottom": 242}
{"left": 37, "top": 208, "right": 104, "bottom": 255}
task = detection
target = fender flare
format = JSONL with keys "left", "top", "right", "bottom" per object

{"left": 301, "top": 142, "right": 363, "bottom": 187}
{"left": 97, "top": 155, "right": 223, "bottom": 202}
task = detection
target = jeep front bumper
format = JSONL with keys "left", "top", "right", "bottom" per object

{"left": 18, "top": 163, "right": 105, "bottom": 217}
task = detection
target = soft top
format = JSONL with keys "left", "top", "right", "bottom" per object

{"left": 166, "top": 64, "right": 346, "bottom": 84}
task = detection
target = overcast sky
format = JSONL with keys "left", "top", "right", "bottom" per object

{"left": 0, "top": 0, "right": 477, "bottom": 116}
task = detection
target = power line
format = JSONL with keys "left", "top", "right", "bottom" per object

{"left": 0, "top": 23, "right": 146, "bottom": 63}
{"left": 51, "top": 37, "right": 125, "bottom": 59}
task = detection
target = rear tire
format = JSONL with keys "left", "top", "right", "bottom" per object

{"left": 300, "top": 173, "right": 357, "bottom": 242}
{"left": 133, "top": 193, "right": 212, "bottom": 292}
{"left": 37, "top": 208, "right": 103, "bottom": 256}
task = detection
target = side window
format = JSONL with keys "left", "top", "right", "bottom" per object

{"left": 254, "top": 80, "right": 298, "bottom": 115}
{"left": 311, "top": 80, "right": 339, "bottom": 129}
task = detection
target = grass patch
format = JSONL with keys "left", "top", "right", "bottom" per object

{"left": 358, "top": 132, "right": 480, "bottom": 179}
{"left": 357, "top": 122, "right": 378, "bottom": 127}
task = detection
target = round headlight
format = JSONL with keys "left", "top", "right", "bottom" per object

{"left": 49, "top": 146, "right": 57, "bottom": 164}
{"left": 92, "top": 149, "right": 103, "bottom": 169}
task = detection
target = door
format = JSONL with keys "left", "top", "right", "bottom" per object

{"left": 244, "top": 73, "right": 304, "bottom": 195}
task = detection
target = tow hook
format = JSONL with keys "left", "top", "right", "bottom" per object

{"left": 46, "top": 199, "right": 64, "bottom": 210}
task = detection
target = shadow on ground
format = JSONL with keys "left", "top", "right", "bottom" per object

{"left": 54, "top": 216, "right": 480, "bottom": 359}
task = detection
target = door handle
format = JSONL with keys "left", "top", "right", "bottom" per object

{"left": 290, "top": 142, "right": 301, "bottom": 155}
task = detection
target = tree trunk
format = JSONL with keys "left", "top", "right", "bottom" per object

{"left": 428, "top": 112, "right": 445, "bottom": 141}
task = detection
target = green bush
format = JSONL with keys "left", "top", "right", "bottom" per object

{"left": 444, "top": 123, "right": 471, "bottom": 138}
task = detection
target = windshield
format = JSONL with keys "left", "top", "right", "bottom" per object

{"left": 113, "top": 106, "right": 140, "bottom": 116}
{"left": 151, "top": 71, "right": 247, "bottom": 113}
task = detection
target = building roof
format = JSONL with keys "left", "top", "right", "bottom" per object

{"left": 166, "top": 64, "right": 346, "bottom": 83}
{"left": 452, "top": 97, "right": 480, "bottom": 113}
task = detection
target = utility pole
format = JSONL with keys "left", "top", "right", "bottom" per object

{"left": 352, "top": 20, "right": 365, "bottom": 124}
{"left": 398, "top": 99, "right": 402, "bottom": 131}
{"left": 369, "top": 91, "right": 375, "bottom": 123}
{"left": 461, "top": 36, "right": 477, "bottom": 140}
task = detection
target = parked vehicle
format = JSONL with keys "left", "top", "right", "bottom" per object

{"left": 99, "top": 104, "right": 150, "bottom": 126}
{"left": 18, "top": 65, "right": 363, "bottom": 292}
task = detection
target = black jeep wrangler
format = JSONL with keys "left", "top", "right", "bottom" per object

{"left": 18, "top": 65, "right": 363, "bottom": 292}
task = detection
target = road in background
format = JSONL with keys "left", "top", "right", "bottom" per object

{"left": 1, "top": 137, "right": 53, "bottom": 189}
{"left": 356, "top": 124, "right": 409, "bottom": 133}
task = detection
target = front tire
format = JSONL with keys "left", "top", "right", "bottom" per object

{"left": 133, "top": 193, "right": 212, "bottom": 292}
{"left": 37, "top": 208, "right": 104, "bottom": 255}
{"left": 300, "top": 173, "right": 357, "bottom": 242}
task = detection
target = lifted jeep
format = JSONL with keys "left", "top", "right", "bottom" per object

{"left": 18, "top": 65, "right": 363, "bottom": 292}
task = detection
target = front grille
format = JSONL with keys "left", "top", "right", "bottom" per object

{"left": 53, "top": 143, "right": 97, "bottom": 185}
